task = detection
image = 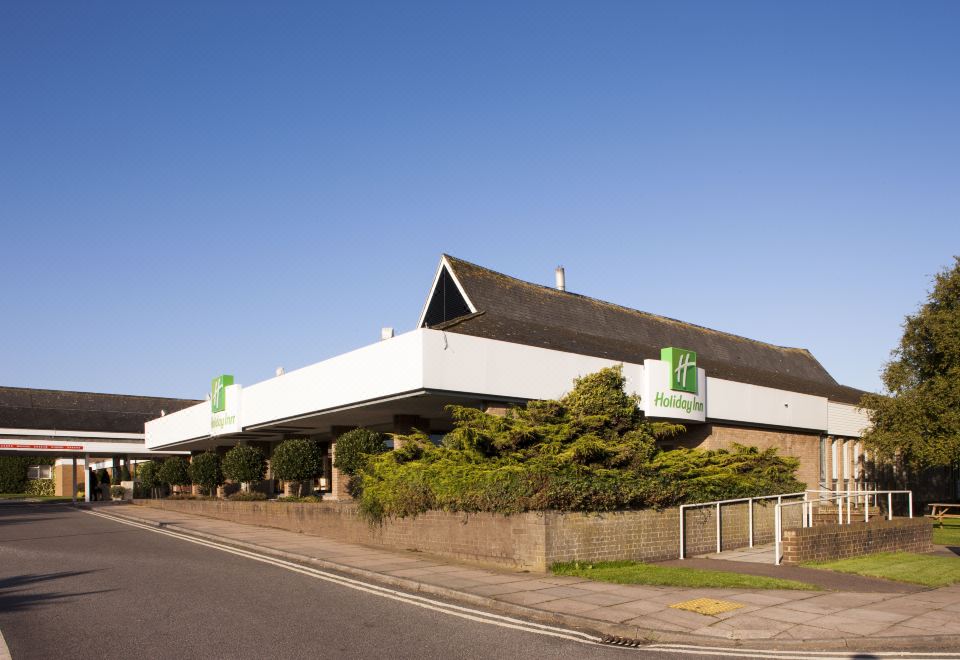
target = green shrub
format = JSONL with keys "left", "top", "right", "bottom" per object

{"left": 222, "top": 444, "right": 266, "bottom": 487}
{"left": 277, "top": 495, "right": 323, "bottom": 503}
{"left": 271, "top": 439, "right": 324, "bottom": 482}
{"left": 357, "top": 366, "right": 802, "bottom": 523}
{"left": 158, "top": 457, "right": 190, "bottom": 487}
{"left": 227, "top": 490, "right": 267, "bottom": 501}
{"left": 25, "top": 479, "right": 55, "bottom": 497}
{"left": 110, "top": 485, "right": 126, "bottom": 499}
{"left": 136, "top": 461, "right": 163, "bottom": 497}
{"left": 188, "top": 452, "right": 223, "bottom": 496}
{"left": 333, "top": 428, "right": 386, "bottom": 476}
{"left": 0, "top": 456, "right": 31, "bottom": 493}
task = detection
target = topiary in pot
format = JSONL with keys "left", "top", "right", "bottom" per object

{"left": 270, "top": 439, "right": 324, "bottom": 498}
{"left": 222, "top": 444, "right": 266, "bottom": 493}
{"left": 110, "top": 485, "right": 126, "bottom": 501}
{"left": 333, "top": 428, "right": 386, "bottom": 496}
{"left": 158, "top": 456, "right": 190, "bottom": 495}
{"left": 136, "top": 460, "right": 163, "bottom": 499}
{"left": 188, "top": 452, "right": 224, "bottom": 497}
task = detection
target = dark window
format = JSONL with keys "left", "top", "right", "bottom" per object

{"left": 422, "top": 267, "right": 471, "bottom": 326}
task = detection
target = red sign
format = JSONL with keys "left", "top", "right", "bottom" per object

{"left": 0, "top": 443, "right": 84, "bottom": 451}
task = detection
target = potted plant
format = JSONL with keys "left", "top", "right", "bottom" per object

{"left": 222, "top": 444, "right": 266, "bottom": 494}
{"left": 110, "top": 485, "right": 126, "bottom": 501}
{"left": 187, "top": 451, "right": 224, "bottom": 497}
{"left": 158, "top": 456, "right": 190, "bottom": 495}
{"left": 271, "top": 438, "right": 324, "bottom": 497}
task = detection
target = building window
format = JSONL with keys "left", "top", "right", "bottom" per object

{"left": 27, "top": 465, "right": 52, "bottom": 480}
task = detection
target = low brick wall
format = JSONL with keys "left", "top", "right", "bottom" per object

{"left": 137, "top": 499, "right": 701, "bottom": 570}
{"left": 781, "top": 517, "right": 933, "bottom": 565}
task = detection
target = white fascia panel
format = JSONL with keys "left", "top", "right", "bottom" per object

{"left": 145, "top": 400, "right": 210, "bottom": 450}
{"left": 420, "top": 328, "right": 643, "bottom": 401}
{"left": 240, "top": 329, "right": 427, "bottom": 428}
{"left": 827, "top": 401, "right": 870, "bottom": 437}
{"left": 0, "top": 428, "right": 142, "bottom": 440}
{"left": 706, "top": 377, "right": 828, "bottom": 431}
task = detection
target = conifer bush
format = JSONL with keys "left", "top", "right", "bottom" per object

{"left": 357, "top": 366, "right": 802, "bottom": 522}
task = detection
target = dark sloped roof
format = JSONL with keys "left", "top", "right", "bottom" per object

{"left": 0, "top": 387, "right": 200, "bottom": 434}
{"left": 427, "top": 255, "right": 868, "bottom": 405}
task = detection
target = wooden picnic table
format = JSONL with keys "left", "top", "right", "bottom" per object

{"left": 926, "top": 502, "right": 960, "bottom": 526}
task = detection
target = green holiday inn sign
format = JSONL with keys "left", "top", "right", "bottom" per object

{"left": 661, "top": 347, "right": 698, "bottom": 394}
{"left": 211, "top": 374, "right": 234, "bottom": 413}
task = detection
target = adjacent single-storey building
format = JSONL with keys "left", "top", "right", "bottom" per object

{"left": 0, "top": 386, "right": 195, "bottom": 499}
{"left": 145, "top": 255, "right": 874, "bottom": 498}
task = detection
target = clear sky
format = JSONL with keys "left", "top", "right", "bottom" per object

{"left": 2, "top": 1, "right": 958, "bottom": 400}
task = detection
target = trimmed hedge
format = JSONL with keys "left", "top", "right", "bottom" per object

{"left": 26, "top": 479, "right": 55, "bottom": 497}
{"left": 0, "top": 456, "right": 31, "bottom": 493}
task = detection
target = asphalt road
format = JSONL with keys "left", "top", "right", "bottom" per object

{"left": 0, "top": 503, "right": 714, "bottom": 660}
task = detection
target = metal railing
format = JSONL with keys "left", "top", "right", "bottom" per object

{"left": 679, "top": 492, "right": 805, "bottom": 559}
{"left": 774, "top": 490, "right": 913, "bottom": 565}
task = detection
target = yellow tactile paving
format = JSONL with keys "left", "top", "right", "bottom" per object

{"left": 669, "top": 597, "right": 744, "bottom": 616}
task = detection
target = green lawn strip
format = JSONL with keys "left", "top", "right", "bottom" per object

{"left": 551, "top": 560, "right": 817, "bottom": 591}
{"left": 0, "top": 494, "right": 74, "bottom": 502}
{"left": 932, "top": 518, "right": 960, "bottom": 546}
{"left": 804, "top": 552, "right": 960, "bottom": 588}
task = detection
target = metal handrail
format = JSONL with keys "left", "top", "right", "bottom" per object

{"left": 774, "top": 490, "right": 913, "bottom": 565}
{"left": 679, "top": 492, "right": 805, "bottom": 559}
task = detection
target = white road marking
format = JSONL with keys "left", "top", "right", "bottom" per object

{"left": 0, "top": 624, "right": 11, "bottom": 660}
{"left": 85, "top": 509, "right": 960, "bottom": 660}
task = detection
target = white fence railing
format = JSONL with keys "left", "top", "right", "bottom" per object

{"left": 774, "top": 490, "right": 913, "bottom": 565}
{"left": 678, "top": 493, "right": 805, "bottom": 559}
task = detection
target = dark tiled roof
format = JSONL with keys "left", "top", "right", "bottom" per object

{"left": 429, "top": 256, "right": 868, "bottom": 405}
{"left": 0, "top": 387, "right": 200, "bottom": 434}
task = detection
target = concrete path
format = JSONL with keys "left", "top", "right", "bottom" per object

{"left": 93, "top": 503, "right": 960, "bottom": 651}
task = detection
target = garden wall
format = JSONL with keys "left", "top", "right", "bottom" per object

{"left": 134, "top": 498, "right": 793, "bottom": 570}
{"left": 780, "top": 517, "right": 933, "bottom": 565}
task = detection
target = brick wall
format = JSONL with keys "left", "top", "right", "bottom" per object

{"left": 781, "top": 517, "right": 933, "bottom": 564}
{"left": 544, "top": 509, "right": 680, "bottom": 565}
{"left": 674, "top": 424, "right": 820, "bottom": 489}
{"left": 139, "top": 499, "right": 548, "bottom": 569}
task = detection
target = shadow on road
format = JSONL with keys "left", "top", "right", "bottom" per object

{"left": 0, "top": 571, "right": 115, "bottom": 613}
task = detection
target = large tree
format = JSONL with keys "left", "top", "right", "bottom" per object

{"left": 861, "top": 257, "right": 960, "bottom": 468}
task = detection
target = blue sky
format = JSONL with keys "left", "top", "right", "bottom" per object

{"left": 1, "top": 1, "right": 958, "bottom": 399}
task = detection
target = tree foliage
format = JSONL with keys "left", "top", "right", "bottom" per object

{"left": 222, "top": 444, "right": 266, "bottom": 485}
{"left": 861, "top": 257, "right": 960, "bottom": 468}
{"left": 158, "top": 456, "right": 190, "bottom": 487}
{"left": 0, "top": 457, "right": 32, "bottom": 493}
{"left": 271, "top": 438, "right": 324, "bottom": 482}
{"left": 358, "top": 366, "right": 802, "bottom": 522}
{"left": 188, "top": 452, "right": 224, "bottom": 495}
{"left": 333, "top": 428, "right": 386, "bottom": 476}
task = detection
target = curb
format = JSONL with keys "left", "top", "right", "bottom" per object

{"left": 90, "top": 506, "right": 960, "bottom": 654}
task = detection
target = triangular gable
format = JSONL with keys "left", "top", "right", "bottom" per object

{"left": 417, "top": 256, "right": 477, "bottom": 327}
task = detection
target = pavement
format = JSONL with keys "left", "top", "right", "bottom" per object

{"left": 86, "top": 501, "right": 960, "bottom": 653}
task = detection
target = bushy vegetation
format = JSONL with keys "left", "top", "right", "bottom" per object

{"left": 271, "top": 438, "right": 324, "bottom": 494}
{"left": 26, "top": 479, "right": 55, "bottom": 497}
{"left": 136, "top": 461, "right": 163, "bottom": 498}
{"left": 227, "top": 490, "right": 267, "bottom": 501}
{"left": 357, "top": 366, "right": 802, "bottom": 523}
{"left": 333, "top": 428, "right": 386, "bottom": 496}
{"left": 222, "top": 444, "right": 266, "bottom": 489}
{"left": 188, "top": 452, "right": 224, "bottom": 496}
{"left": 110, "top": 485, "right": 126, "bottom": 499}
{"left": 159, "top": 457, "right": 190, "bottom": 488}
{"left": 0, "top": 456, "right": 32, "bottom": 493}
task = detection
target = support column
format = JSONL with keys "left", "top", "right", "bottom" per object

{"left": 482, "top": 401, "right": 510, "bottom": 417}
{"left": 71, "top": 456, "right": 77, "bottom": 505}
{"left": 84, "top": 454, "right": 91, "bottom": 503}
{"left": 392, "top": 415, "right": 426, "bottom": 450}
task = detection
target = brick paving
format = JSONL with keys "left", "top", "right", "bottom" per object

{"left": 94, "top": 503, "right": 960, "bottom": 646}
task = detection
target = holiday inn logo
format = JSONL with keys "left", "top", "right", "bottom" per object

{"left": 211, "top": 374, "right": 234, "bottom": 413}
{"left": 661, "top": 347, "right": 698, "bottom": 394}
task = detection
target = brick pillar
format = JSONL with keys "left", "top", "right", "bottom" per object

{"left": 482, "top": 401, "right": 510, "bottom": 417}
{"left": 392, "top": 415, "right": 426, "bottom": 450}
{"left": 329, "top": 426, "right": 356, "bottom": 500}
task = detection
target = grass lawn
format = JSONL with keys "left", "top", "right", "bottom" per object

{"left": 0, "top": 494, "right": 75, "bottom": 502}
{"left": 804, "top": 552, "right": 960, "bottom": 588}
{"left": 551, "top": 560, "right": 817, "bottom": 591}
{"left": 933, "top": 518, "right": 960, "bottom": 547}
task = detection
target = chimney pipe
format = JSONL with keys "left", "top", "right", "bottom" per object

{"left": 555, "top": 266, "right": 566, "bottom": 292}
